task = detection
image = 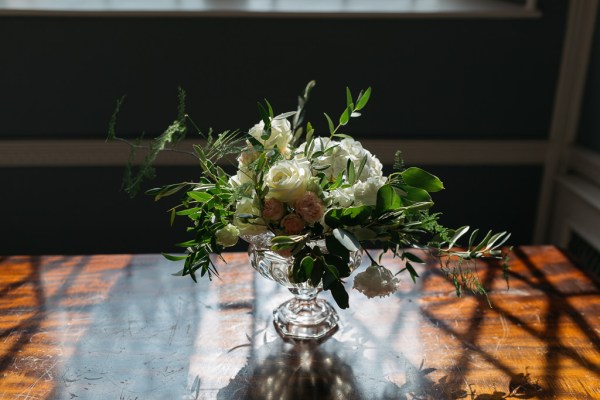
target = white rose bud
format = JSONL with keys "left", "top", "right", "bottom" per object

{"left": 264, "top": 158, "right": 311, "bottom": 203}
{"left": 215, "top": 224, "right": 240, "bottom": 247}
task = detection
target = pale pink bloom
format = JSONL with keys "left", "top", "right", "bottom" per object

{"left": 294, "top": 191, "right": 325, "bottom": 223}
{"left": 281, "top": 214, "right": 305, "bottom": 235}
{"left": 262, "top": 198, "right": 285, "bottom": 221}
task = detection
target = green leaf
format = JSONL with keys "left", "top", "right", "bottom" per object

{"left": 376, "top": 185, "right": 402, "bottom": 214}
{"left": 346, "top": 158, "right": 356, "bottom": 185}
{"left": 468, "top": 228, "right": 480, "bottom": 248}
{"left": 400, "top": 167, "right": 444, "bottom": 192}
{"left": 324, "top": 253, "right": 351, "bottom": 277}
{"left": 170, "top": 208, "right": 176, "bottom": 226}
{"left": 325, "top": 235, "right": 350, "bottom": 262}
{"left": 483, "top": 232, "right": 510, "bottom": 252}
{"left": 403, "top": 252, "right": 425, "bottom": 264}
{"left": 324, "top": 113, "right": 335, "bottom": 134}
{"left": 355, "top": 87, "right": 371, "bottom": 111}
{"left": 346, "top": 87, "right": 353, "bottom": 108}
{"left": 402, "top": 186, "right": 432, "bottom": 202}
{"left": 162, "top": 253, "right": 188, "bottom": 261}
{"left": 339, "top": 104, "right": 352, "bottom": 126}
{"left": 274, "top": 111, "right": 297, "bottom": 120}
{"left": 301, "top": 256, "right": 314, "bottom": 278}
{"left": 472, "top": 230, "right": 492, "bottom": 253}
{"left": 264, "top": 98, "right": 274, "bottom": 118}
{"left": 257, "top": 102, "right": 271, "bottom": 130}
{"left": 405, "top": 261, "right": 419, "bottom": 284}
{"left": 446, "top": 226, "right": 470, "bottom": 249}
{"left": 176, "top": 207, "right": 202, "bottom": 216}
{"left": 325, "top": 206, "right": 372, "bottom": 227}
{"left": 356, "top": 155, "right": 368, "bottom": 180}
{"left": 333, "top": 228, "right": 360, "bottom": 252}
{"left": 330, "top": 281, "right": 350, "bottom": 309}
{"left": 187, "top": 191, "right": 213, "bottom": 202}
{"left": 310, "top": 259, "right": 324, "bottom": 287}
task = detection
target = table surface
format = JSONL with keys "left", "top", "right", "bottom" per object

{"left": 0, "top": 246, "right": 599, "bottom": 399}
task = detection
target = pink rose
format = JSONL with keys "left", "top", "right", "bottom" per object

{"left": 281, "top": 214, "right": 305, "bottom": 235}
{"left": 294, "top": 191, "right": 325, "bottom": 223}
{"left": 263, "top": 198, "right": 285, "bottom": 221}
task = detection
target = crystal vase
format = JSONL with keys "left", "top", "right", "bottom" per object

{"left": 244, "top": 232, "right": 362, "bottom": 340}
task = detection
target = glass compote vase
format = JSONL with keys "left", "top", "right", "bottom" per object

{"left": 243, "top": 232, "right": 362, "bottom": 340}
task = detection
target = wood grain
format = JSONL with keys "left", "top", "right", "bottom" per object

{"left": 0, "top": 247, "right": 598, "bottom": 399}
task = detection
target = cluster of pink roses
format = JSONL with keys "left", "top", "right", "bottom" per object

{"left": 263, "top": 191, "right": 325, "bottom": 235}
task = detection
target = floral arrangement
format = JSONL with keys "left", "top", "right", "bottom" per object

{"left": 108, "top": 82, "right": 510, "bottom": 309}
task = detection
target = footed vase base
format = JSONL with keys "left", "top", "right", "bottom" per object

{"left": 273, "top": 297, "right": 339, "bottom": 340}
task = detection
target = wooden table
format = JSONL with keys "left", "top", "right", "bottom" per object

{"left": 0, "top": 246, "right": 599, "bottom": 399}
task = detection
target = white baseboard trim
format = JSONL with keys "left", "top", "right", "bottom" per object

{"left": 0, "top": 138, "right": 548, "bottom": 167}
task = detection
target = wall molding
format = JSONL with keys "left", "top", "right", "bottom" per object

{"left": 0, "top": 138, "right": 548, "bottom": 167}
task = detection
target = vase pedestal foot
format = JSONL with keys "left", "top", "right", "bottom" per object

{"left": 273, "top": 296, "right": 339, "bottom": 340}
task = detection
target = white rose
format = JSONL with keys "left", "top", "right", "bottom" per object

{"left": 233, "top": 197, "right": 267, "bottom": 236}
{"left": 215, "top": 224, "right": 240, "bottom": 247}
{"left": 264, "top": 158, "right": 311, "bottom": 203}
{"left": 249, "top": 118, "right": 293, "bottom": 152}
{"left": 353, "top": 176, "right": 387, "bottom": 206}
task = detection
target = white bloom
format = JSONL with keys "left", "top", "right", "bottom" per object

{"left": 233, "top": 197, "right": 267, "bottom": 236}
{"left": 215, "top": 224, "right": 240, "bottom": 247}
{"left": 264, "top": 158, "right": 311, "bottom": 203}
{"left": 249, "top": 118, "right": 293, "bottom": 152}
{"left": 353, "top": 176, "right": 387, "bottom": 206}
{"left": 298, "top": 137, "right": 382, "bottom": 182}
{"left": 330, "top": 186, "right": 355, "bottom": 207}
{"left": 353, "top": 265, "right": 398, "bottom": 298}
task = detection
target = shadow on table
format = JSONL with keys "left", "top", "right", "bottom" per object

{"left": 216, "top": 337, "right": 490, "bottom": 400}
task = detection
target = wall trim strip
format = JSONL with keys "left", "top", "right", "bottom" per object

{"left": 0, "top": 139, "right": 548, "bottom": 167}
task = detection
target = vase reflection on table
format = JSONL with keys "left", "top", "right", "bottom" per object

{"left": 244, "top": 232, "right": 362, "bottom": 340}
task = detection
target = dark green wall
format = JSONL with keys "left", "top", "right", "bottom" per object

{"left": 0, "top": 1, "right": 566, "bottom": 254}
